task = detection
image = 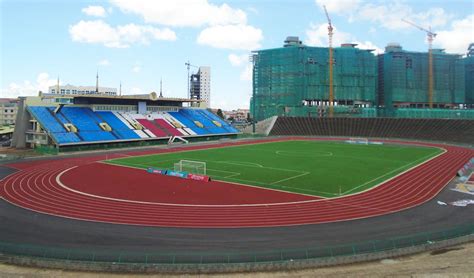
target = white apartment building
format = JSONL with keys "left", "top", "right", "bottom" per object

{"left": 48, "top": 84, "right": 117, "bottom": 96}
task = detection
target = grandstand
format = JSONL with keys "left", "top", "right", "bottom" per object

{"left": 11, "top": 93, "right": 238, "bottom": 150}
{"left": 269, "top": 117, "right": 474, "bottom": 145}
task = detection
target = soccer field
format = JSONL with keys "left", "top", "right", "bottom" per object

{"left": 106, "top": 140, "right": 442, "bottom": 198}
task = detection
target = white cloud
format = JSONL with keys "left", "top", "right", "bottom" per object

{"left": 354, "top": 41, "right": 383, "bottom": 54}
{"left": 306, "top": 22, "right": 352, "bottom": 47}
{"left": 69, "top": 20, "right": 176, "bottom": 48}
{"left": 315, "top": 0, "right": 361, "bottom": 15}
{"left": 129, "top": 87, "right": 144, "bottom": 95}
{"left": 110, "top": 0, "right": 247, "bottom": 27}
{"left": 356, "top": 2, "right": 452, "bottom": 30}
{"left": 82, "top": 5, "right": 107, "bottom": 17}
{"left": 228, "top": 53, "right": 248, "bottom": 66}
{"left": 98, "top": 59, "right": 110, "bottom": 66}
{"left": 1, "top": 73, "right": 57, "bottom": 98}
{"left": 197, "top": 24, "right": 263, "bottom": 50}
{"left": 435, "top": 14, "right": 474, "bottom": 54}
{"left": 240, "top": 64, "right": 252, "bottom": 81}
{"left": 132, "top": 65, "right": 141, "bottom": 73}
{"left": 306, "top": 23, "right": 382, "bottom": 54}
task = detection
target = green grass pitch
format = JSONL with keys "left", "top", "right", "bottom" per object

{"left": 106, "top": 140, "right": 442, "bottom": 198}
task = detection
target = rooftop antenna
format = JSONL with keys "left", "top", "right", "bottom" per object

{"left": 159, "top": 77, "right": 163, "bottom": 98}
{"left": 95, "top": 69, "right": 99, "bottom": 94}
{"left": 56, "top": 76, "right": 60, "bottom": 94}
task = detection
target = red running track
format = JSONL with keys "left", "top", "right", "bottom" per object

{"left": 0, "top": 138, "right": 472, "bottom": 228}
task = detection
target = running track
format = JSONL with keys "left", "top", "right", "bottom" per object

{"left": 0, "top": 138, "right": 472, "bottom": 228}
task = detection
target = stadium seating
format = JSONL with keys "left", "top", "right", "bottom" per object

{"left": 168, "top": 111, "right": 210, "bottom": 135}
{"left": 27, "top": 106, "right": 82, "bottom": 144}
{"left": 96, "top": 111, "right": 141, "bottom": 140}
{"left": 269, "top": 117, "right": 474, "bottom": 144}
{"left": 28, "top": 106, "right": 239, "bottom": 145}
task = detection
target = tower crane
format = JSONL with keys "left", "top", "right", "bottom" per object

{"left": 323, "top": 5, "right": 334, "bottom": 117}
{"left": 402, "top": 19, "right": 437, "bottom": 108}
{"left": 185, "top": 61, "right": 198, "bottom": 99}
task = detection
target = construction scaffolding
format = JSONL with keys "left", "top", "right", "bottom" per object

{"left": 378, "top": 44, "right": 465, "bottom": 109}
{"left": 251, "top": 39, "right": 377, "bottom": 121}
{"left": 465, "top": 44, "right": 474, "bottom": 107}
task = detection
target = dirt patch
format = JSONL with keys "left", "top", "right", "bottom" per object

{"left": 430, "top": 246, "right": 464, "bottom": 256}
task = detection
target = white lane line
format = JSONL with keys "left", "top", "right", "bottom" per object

{"left": 270, "top": 172, "right": 310, "bottom": 185}
{"left": 217, "top": 161, "right": 264, "bottom": 168}
{"left": 342, "top": 152, "right": 444, "bottom": 195}
{"left": 55, "top": 166, "right": 321, "bottom": 207}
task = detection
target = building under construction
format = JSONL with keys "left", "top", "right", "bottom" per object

{"left": 251, "top": 36, "right": 473, "bottom": 121}
{"left": 465, "top": 43, "right": 474, "bottom": 106}
{"left": 251, "top": 37, "right": 377, "bottom": 121}
{"left": 378, "top": 43, "right": 466, "bottom": 110}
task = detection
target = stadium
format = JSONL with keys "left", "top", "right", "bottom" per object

{"left": 0, "top": 85, "right": 473, "bottom": 274}
{"left": 1, "top": 9, "right": 473, "bottom": 276}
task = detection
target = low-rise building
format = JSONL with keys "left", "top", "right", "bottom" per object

{"left": 0, "top": 98, "right": 19, "bottom": 125}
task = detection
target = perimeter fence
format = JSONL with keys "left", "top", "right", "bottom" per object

{"left": 1, "top": 223, "right": 472, "bottom": 266}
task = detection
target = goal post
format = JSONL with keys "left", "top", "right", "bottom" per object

{"left": 347, "top": 137, "right": 369, "bottom": 145}
{"left": 174, "top": 160, "right": 206, "bottom": 175}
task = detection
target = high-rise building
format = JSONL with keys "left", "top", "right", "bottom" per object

{"left": 378, "top": 43, "right": 465, "bottom": 109}
{"left": 190, "top": 66, "right": 211, "bottom": 108}
{"left": 251, "top": 36, "right": 377, "bottom": 121}
{"left": 465, "top": 43, "right": 474, "bottom": 107}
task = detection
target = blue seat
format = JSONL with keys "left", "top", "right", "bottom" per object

{"left": 78, "top": 131, "right": 117, "bottom": 142}
{"left": 168, "top": 111, "right": 209, "bottom": 135}
{"left": 96, "top": 111, "right": 140, "bottom": 139}
{"left": 179, "top": 109, "right": 227, "bottom": 134}
{"left": 61, "top": 107, "right": 102, "bottom": 131}
{"left": 199, "top": 110, "right": 239, "bottom": 133}
{"left": 28, "top": 106, "right": 81, "bottom": 144}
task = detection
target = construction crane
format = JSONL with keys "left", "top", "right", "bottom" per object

{"left": 185, "top": 61, "right": 198, "bottom": 99}
{"left": 402, "top": 18, "right": 437, "bottom": 108}
{"left": 323, "top": 5, "right": 334, "bottom": 117}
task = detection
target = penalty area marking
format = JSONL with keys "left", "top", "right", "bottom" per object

{"left": 216, "top": 161, "right": 264, "bottom": 168}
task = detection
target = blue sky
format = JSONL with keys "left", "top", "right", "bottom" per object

{"left": 1, "top": 0, "right": 473, "bottom": 110}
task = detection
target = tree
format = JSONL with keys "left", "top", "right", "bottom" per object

{"left": 216, "top": 109, "right": 224, "bottom": 119}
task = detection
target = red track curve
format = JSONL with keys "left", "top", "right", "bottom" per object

{"left": 0, "top": 138, "right": 472, "bottom": 228}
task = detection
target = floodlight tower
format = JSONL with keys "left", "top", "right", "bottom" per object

{"left": 323, "top": 5, "right": 334, "bottom": 117}
{"left": 402, "top": 19, "right": 437, "bottom": 108}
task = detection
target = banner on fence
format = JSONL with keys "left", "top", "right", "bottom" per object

{"left": 146, "top": 167, "right": 167, "bottom": 175}
{"left": 187, "top": 173, "right": 211, "bottom": 182}
{"left": 165, "top": 170, "right": 188, "bottom": 179}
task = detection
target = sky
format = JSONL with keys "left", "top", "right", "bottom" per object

{"left": 1, "top": 0, "right": 473, "bottom": 110}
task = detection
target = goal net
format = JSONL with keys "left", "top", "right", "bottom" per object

{"left": 174, "top": 160, "right": 206, "bottom": 175}
{"left": 347, "top": 138, "right": 369, "bottom": 145}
